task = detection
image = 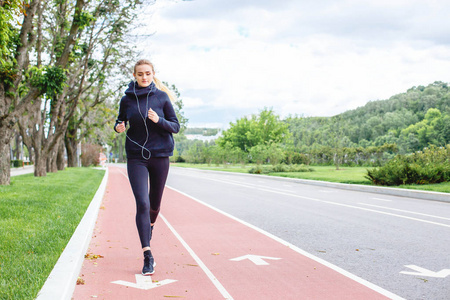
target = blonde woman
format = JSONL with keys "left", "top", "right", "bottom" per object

{"left": 114, "top": 59, "right": 180, "bottom": 275}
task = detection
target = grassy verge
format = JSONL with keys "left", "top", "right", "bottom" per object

{"left": 171, "top": 163, "right": 450, "bottom": 193}
{"left": 398, "top": 181, "right": 450, "bottom": 193}
{"left": 271, "top": 166, "right": 370, "bottom": 184}
{"left": 171, "top": 163, "right": 252, "bottom": 173}
{"left": 0, "top": 167, "right": 105, "bottom": 300}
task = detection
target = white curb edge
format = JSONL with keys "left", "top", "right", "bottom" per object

{"left": 35, "top": 168, "right": 109, "bottom": 300}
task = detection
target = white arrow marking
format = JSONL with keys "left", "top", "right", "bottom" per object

{"left": 111, "top": 274, "right": 177, "bottom": 290}
{"left": 230, "top": 254, "right": 281, "bottom": 266}
{"left": 400, "top": 265, "right": 450, "bottom": 278}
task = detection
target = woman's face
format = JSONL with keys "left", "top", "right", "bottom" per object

{"left": 134, "top": 64, "right": 154, "bottom": 88}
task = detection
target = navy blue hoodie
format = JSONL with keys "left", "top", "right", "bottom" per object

{"left": 114, "top": 81, "right": 180, "bottom": 158}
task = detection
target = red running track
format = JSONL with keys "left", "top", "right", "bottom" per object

{"left": 72, "top": 166, "right": 401, "bottom": 300}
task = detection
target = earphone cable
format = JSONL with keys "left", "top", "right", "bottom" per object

{"left": 124, "top": 81, "right": 152, "bottom": 160}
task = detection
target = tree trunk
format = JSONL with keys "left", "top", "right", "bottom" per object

{"left": 12, "top": 132, "right": 20, "bottom": 160}
{"left": 0, "top": 140, "right": 12, "bottom": 185}
{"left": 47, "top": 147, "right": 58, "bottom": 173}
{"left": 31, "top": 120, "right": 47, "bottom": 177}
{"left": 34, "top": 149, "right": 46, "bottom": 177}
{"left": 47, "top": 136, "right": 64, "bottom": 173}
{"left": 65, "top": 133, "right": 78, "bottom": 167}
{"left": 0, "top": 90, "right": 15, "bottom": 185}
{"left": 27, "top": 146, "right": 34, "bottom": 164}
{"left": 57, "top": 141, "right": 65, "bottom": 170}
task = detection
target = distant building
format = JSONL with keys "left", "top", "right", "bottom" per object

{"left": 185, "top": 132, "right": 222, "bottom": 142}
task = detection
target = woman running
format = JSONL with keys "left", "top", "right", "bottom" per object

{"left": 114, "top": 59, "right": 180, "bottom": 275}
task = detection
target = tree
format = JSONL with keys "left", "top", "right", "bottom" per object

{"left": 266, "top": 143, "right": 285, "bottom": 165}
{"left": 327, "top": 115, "right": 349, "bottom": 170}
{"left": 218, "top": 107, "right": 290, "bottom": 152}
{"left": 11, "top": 0, "right": 144, "bottom": 179}
{"left": 0, "top": 0, "right": 42, "bottom": 184}
{"left": 0, "top": 0, "right": 23, "bottom": 64}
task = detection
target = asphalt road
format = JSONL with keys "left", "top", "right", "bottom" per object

{"left": 166, "top": 166, "right": 450, "bottom": 300}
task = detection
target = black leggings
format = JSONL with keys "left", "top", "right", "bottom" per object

{"left": 127, "top": 157, "right": 170, "bottom": 248}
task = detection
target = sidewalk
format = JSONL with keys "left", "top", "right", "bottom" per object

{"left": 10, "top": 165, "right": 34, "bottom": 176}
{"left": 58, "top": 166, "right": 401, "bottom": 299}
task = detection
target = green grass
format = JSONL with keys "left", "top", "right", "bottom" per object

{"left": 172, "top": 163, "right": 450, "bottom": 193}
{"left": 0, "top": 168, "right": 105, "bottom": 300}
{"left": 272, "top": 166, "right": 370, "bottom": 184}
{"left": 398, "top": 181, "right": 450, "bottom": 193}
{"left": 171, "top": 162, "right": 251, "bottom": 173}
{"left": 172, "top": 163, "right": 371, "bottom": 183}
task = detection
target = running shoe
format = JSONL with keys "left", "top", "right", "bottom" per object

{"left": 142, "top": 251, "right": 155, "bottom": 276}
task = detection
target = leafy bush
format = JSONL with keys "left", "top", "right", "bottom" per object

{"left": 249, "top": 165, "right": 264, "bottom": 174}
{"left": 283, "top": 151, "right": 311, "bottom": 165}
{"left": 366, "top": 145, "right": 450, "bottom": 185}
{"left": 80, "top": 143, "right": 101, "bottom": 167}
{"left": 11, "top": 160, "right": 23, "bottom": 167}
{"left": 249, "top": 163, "right": 314, "bottom": 174}
{"left": 175, "top": 155, "right": 185, "bottom": 163}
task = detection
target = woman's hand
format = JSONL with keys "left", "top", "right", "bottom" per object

{"left": 116, "top": 121, "right": 126, "bottom": 133}
{"left": 148, "top": 108, "right": 159, "bottom": 123}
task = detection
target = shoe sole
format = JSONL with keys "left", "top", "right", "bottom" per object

{"left": 141, "top": 261, "right": 156, "bottom": 276}
{"left": 142, "top": 270, "right": 155, "bottom": 276}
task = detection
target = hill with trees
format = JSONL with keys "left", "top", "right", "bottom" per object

{"left": 286, "top": 81, "right": 450, "bottom": 154}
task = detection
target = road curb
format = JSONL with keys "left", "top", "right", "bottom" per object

{"left": 36, "top": 168, "right": 109, "bottom": 300}
{"left": 269, "top": 176, "right": 450, "bottom": 203}
{"left": 174, "top": 167, "right": 450, "bottom": 203}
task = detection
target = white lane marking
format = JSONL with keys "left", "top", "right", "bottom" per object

{"left": 166, "top": 185, "right": 405, "bottom": 300}
{"left": 371, "top": 197, "right": 392, "bottom": 202}
{"left": 197, "top": 176, "right": 450, "bottom": 228}
{"left": 118, "top": 168, "right": 128, "bottom": 178}
{"left": 118, "top": 168, "right": 233, "bottom": 299}
{"left": 112, "top": 274, "right": 176, "bottom": 290}
{"left": 230, "top": 255, "right": 281, "bottom": 266}
{"left": 160, "top": 214, "right": 234, "bottom": 300}
{"left": 359, "top": 203, "right": 450, "bottom": 221}
{"left": 400, "top": 265, "right": 450, "bottom": 278}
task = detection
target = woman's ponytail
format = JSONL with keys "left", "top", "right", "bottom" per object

{"left": 153, "top": 77, "right": 177, "bottom": 103}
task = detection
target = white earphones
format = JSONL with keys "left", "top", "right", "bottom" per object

{"left": 124, "top": 81, "right": 152, "bottom": 160}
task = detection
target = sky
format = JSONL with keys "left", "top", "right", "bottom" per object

{"left": 135, "top": 0, "right": 450, "bottom": 128}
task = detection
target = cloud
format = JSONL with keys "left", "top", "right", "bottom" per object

{"left": 135, "top": 0, "right": 450, "bottom": 128}
{"left": 183, "top": 96, "right": 205, "bottom": 108}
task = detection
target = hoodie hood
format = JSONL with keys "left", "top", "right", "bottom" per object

{"left": 124, "top": 81, "right": 156, "bottom": 98}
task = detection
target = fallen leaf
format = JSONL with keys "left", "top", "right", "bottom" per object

{"left": 76, "top": 277, "right": 85, "bottom": 285}
{"left": 211, "top": 253, "right": 220, "bottom": 256}
{"left": 85, "top": 253, "right": 104, "bottom": 259}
